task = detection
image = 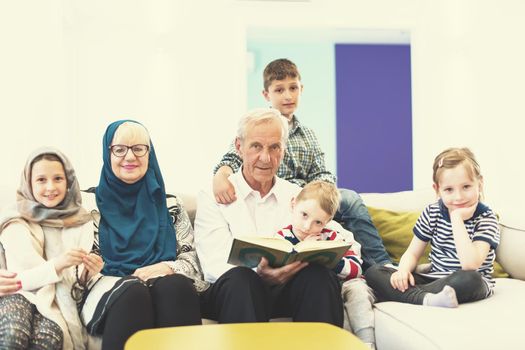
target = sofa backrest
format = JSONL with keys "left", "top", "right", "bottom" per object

{"left": 360, "top": 188, "right": 436, "bottom": 212}
{"left": 1, "top": 187, "right": 524, "bottom": 281}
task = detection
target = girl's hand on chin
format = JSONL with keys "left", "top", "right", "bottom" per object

{"left": 450, "top": 203, "right": 478, "bottom": 221}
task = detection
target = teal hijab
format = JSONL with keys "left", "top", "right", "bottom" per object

{"left": 96, "top": 120, "right": 176, "bottom": 277}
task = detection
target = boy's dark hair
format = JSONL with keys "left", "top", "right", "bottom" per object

{"left": 263, "top": 58, "right": 301, "bottom": 91}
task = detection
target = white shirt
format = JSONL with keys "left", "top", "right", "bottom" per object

{"left": 194, "top": 170, "right": 301, "bottom": 283}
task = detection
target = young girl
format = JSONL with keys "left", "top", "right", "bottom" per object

{"left": 365, "top": 147, "right": 500, "bottom": 307}
{"left": 0, "top": 147, "right": 103, "bottom": 350}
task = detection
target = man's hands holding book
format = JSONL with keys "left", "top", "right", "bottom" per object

{"left": 256, "top": 257, "right": 308, "bottom": 285}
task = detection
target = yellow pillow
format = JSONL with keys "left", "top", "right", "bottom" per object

{"left": 367, "top": 206, "right": 508, "bottom": 278}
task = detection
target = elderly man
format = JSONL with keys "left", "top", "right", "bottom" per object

{"left": 195, "top": 108, "right": 343, "bottom": 325}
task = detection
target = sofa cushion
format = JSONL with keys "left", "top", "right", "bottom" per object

{"left": 368, "top": 207, "right": 430, "bottom": 265}
{"left": 360, "top": 188, "right": 436, "bottom": 213}
{"left": 374, "top": 278, "right": 523, "bottom": 350}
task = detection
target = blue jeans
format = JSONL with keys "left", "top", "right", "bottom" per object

{"left": 333, "top": 189, "right": 391, "bottom": 270}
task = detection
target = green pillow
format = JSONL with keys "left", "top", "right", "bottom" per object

{"left": 367, "top": 206, "right": 508, "bottom": 278}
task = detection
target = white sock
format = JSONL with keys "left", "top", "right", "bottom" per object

{"left": 423, "top": 285, "right": 459, "bottom": 308}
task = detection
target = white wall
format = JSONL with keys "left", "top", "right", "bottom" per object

{"left": 1, "top": 0, "right": 524, "bottom": 220}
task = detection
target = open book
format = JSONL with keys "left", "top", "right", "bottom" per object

{"left": 227, "top": 236, "right": 351, "bottom": 269}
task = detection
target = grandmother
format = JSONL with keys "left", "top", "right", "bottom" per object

{"left": 81, "top": 120, "right": 206, "bottom": 350}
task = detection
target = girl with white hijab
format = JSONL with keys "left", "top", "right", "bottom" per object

{"left": 0, "top": 147, "right": 102, "bottom": 350}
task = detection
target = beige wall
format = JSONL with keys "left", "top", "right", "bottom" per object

{"left": 1, "top": 0, "right": 524, "bottom": 221}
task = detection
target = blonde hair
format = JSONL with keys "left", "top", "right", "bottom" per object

{"left": 432, "top": 147, "right": 482, "bottom": 185}
{"left": 296, "top": 181, "right": 341, "bottom": 218}
{"left": 236, "top": 108, "right": 289, "bottom": 146}
{"left": 113, "top": 121, "right": 150, "bottom": 146}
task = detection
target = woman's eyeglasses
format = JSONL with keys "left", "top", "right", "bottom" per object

{"left": 109, "top": 144, "right": 149, "bottom": 158}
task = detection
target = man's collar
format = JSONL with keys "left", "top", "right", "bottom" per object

{"left": 232, "top": 170, "right": 261, "bottom": 200}
{"left": 232, "top": 169, "right": 288, "bottom": 204}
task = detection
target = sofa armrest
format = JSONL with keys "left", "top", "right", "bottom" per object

{"left": 496, "top": 223, "right": 525, "bottom": 281}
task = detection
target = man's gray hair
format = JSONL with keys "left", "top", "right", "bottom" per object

{"left": 236, "top": 108, "right": 289, "bottom": 145}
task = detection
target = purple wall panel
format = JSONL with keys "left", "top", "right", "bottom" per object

{"left": 335, "top": 44, "right": 412, "bottom": 193}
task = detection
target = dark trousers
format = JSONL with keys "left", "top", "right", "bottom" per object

{"left": 365, "top": 265, "right": 489, "bottom": 305}
{"left": 201, "top": 265, "right": 343, "bottom": 327}
{"left": 102, "top": 273, "right": 201, "bottom": 350}
{"left": 270, "top": 264, "right": 344, "bottom": 327}
{"left": 200, "top": 267, "right": 270, "bottom": 323}
{"left": 0, "top": 294, "right": 63, "bottom": 350}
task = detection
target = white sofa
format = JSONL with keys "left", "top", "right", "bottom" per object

{"left": 181, "top": 189, "right": 525, "bottom": 349}
{"left": 360, "top": 189, "right": 525, "bottom": 350}
{"left": 2, "top": 187, "right": 524, "bottom": 350}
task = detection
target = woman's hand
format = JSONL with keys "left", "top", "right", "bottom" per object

{"left": 0, "top": 269, "right": 21, "bottom": 296}
{"left": 80, "top": 253, "right": 104, "bottom": 282}
{"left": 390, "top": 269, "right": 415, "bottom": 292}
{"left": 132, "top": 262, "right": 172, "bottom": 281}
{"left": 53, "top": 248, "right": 87, "bottom": 274}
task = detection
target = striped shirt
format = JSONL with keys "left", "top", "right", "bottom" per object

{"left": 276, "top": 225, "right": 362, "bottom": 281}
{"left": 413, "top": 200, "right": 500, "bottom": 294}
{"left": 214, "top": 116, "right": 336, "bottom": 187}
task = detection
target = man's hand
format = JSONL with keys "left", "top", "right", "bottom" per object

{"left": 0, "top": 269, "right": 21, "bottom": 296}
{"left": 132, "top": 262, "right": 172, "bottom": 281}
{"left": 213, "top": 166, "right": 236, "bottom": 204}
{"left": 256, "top": 257, "right": 308, "bottom": 285}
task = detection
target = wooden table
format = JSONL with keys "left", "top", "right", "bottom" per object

{"left": 125, "top": 322, "right": 369, "bottom": 350}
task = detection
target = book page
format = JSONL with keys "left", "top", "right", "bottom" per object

{"left": 292, "top": 244, "right": 351, "bottom": 269}
{"left": 228, "top": 237, "right": 293, "bottom": 268}
{"left": 294, "top": 239, "right": 350, "bottom": 253}
{"left": 236, "top": 237, "right": 293, "bottom": 252}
